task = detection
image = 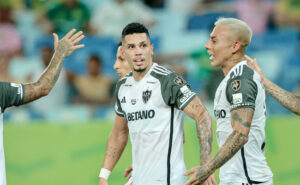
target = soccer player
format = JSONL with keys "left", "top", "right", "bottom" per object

{"left": 245, "top": 55, "right": 300, "bottom": 116}
{"left": 0, "top": 29, "right": 84, "bottom": 185}
{"left": 185, "top": 18, "right": 273, "bottom": 185}
{"left": 98, "top": 23, "right": 216, "bottom": 185}
{"left": 113, "top": 42, "right": 131, "bottom": 78}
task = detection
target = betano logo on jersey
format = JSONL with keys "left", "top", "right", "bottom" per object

{"left": 127, "top": 109, "right": 155, "bottom": 121}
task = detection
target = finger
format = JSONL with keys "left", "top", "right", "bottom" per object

{"left": 72, "top": 34, "right": 85, "bottom": 45}
{"left": 184, "top": 178, "right": 195, "bottom": 185}
{"left": 191, "top": 180, "right": 200, "bottom": 185}
{"left": 184, "top": 168, "right": 195, "bottom": 176}
{"left": 127, "top": 174, "right": 132, "bottom": 181}
{"left": 69, "top": 30, "right": 83, "bottom": 42}
{"left": 73, "top": 44, "right": 85, "bottom": 50}
{"left": 211, "top": 176, "right": 218, "bottom": 185}
{"left": 63, "top": 29, "right": 76, "bottom": 40}
{"left": 53, "top": 33, "right": 59, "bottom": 50}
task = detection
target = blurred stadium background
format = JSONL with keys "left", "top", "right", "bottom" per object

{"left": 0, "top": 0, "right": 299, "bottom": 184}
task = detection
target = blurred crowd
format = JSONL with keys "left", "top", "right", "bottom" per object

{"left": 0, "top": 0, "right": 299, "bottom": 121}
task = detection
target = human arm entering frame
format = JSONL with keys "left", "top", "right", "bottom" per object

{"left": 23, "top": 29, "right": 84, "bottom": 104}
{"left": 98, "top": 114, "right": 129, "bottom": 185}
{"left": 184, "top": 107, "right": 253, "bottom": 185}
{"left": 183, "top": 96, "right": 217, "bottom": 185}
{"left": 245, "top": 55, "right": 300, "bottom": 115}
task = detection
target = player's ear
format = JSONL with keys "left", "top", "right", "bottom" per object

{"left": 232, "top": 41, "right": 241, "bottom": 54}
{"left": 150, "top": 44, "right": 154, "bottom": 56}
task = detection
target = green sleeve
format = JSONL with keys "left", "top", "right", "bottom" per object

{"left": 0, "top": 82, "right": 24, "bottom": 112}
{"left": 152, "top": 71, "right": 196, "bottom": 110}
{"left": 226, "top": 67, "right": 257, "bottom": 111}
{"left": 114, "top": 78, "right": 127, "bottom": 117}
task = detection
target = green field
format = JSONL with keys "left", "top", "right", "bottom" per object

{"left": 3, "top": 116, "right": 300, "bottom": 185}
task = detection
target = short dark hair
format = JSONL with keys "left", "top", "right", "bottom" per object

{"left": 121, "top": 22, "right": 150, "bottom": 40}
{"left": 88, "top": 54, "right": 102, "bottom": 65}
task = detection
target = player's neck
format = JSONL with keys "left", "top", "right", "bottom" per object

{"left": 133, "top": 63, "right": 153, "bottom": 82}
{"left": 221, "top": 54, "right": 244, "bottom": 76}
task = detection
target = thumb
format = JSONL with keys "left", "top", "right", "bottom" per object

{"left": 184, "top": 168, "right": 195, "bottom": 176}
{"left": 53, "top": 33, "right": 59, "bottom": 50}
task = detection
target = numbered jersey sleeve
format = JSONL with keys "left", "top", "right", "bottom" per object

{"left": 153, "top": 70, "right": 196, "bottom": 110}
{"left": 0, "top": 82, "right": 24, "bottom": 113}
{"left": 226, "top": 66, "right": 257, "bottom": 111}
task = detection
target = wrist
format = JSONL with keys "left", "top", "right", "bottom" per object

{"left": 54, "top": 51, "right": 66, "bottom": 59}
{"left": 99, "top": 168, "right": 111, "bottom": 180}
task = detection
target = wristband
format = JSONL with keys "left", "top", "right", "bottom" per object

{"left": 99, "top": 168, "right": 111, "bottom": 180}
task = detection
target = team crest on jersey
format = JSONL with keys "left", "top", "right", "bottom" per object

{"left": 231, "top": 80, "right": 241, "bottom": 91}
{"left": 142, "top": 89, "right": 152, "bottom": 104}
{"left": 174, "top": 76, "right": 183, "bottom": 85}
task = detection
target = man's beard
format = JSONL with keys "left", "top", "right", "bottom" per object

{"left": 133, "top": 67, "right": 147, "bottom": 73}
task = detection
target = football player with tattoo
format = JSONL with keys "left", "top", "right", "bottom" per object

{"left": 185, "top": 18, "right": 273, "bottom": 185}
{"left": 0, "top": 29, "right": 84, "bottom": 185}
{"left": 98, "top": 22, "right": 217, "bottom": 185}
{"left": 245, "top": 55, "right": 300, "bottom": 115}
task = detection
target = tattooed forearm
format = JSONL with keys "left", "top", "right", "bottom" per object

{"left": 185, "top": 97, "right": 213, "bottom": 164}
{"left": 197, "top": 109, "right": 213, "bottom": 165}
{"left": 23, "top": 53, "right": 64, "bottom": 104}
{"left": 207, "top": 130, "right": 248, "bottom": 173}
{"left": 206, "top": 108, "right": 253, "bottom": 174}
{"left": 264, "top": 79, "right": 300, "bottom": 115}
{"left": 22, "top": 30, "right": 84, "bottom": 104}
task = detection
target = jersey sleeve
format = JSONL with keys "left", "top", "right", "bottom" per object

{"left": 226, "top": 67, "right": 257, "bottom": 111}
{"left": 114, "top": 78, "right": 126, "bottom": 117}
{"left": 0, "top": 82, "right": 24, "bottom": 112}
{"left": 159, "top": 72, "right": 196, "bottom": 110}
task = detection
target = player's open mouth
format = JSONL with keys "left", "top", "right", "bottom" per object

{"left": 134, "top": 58, "right": 145, "bottom": 66}
{"left": 208, "top": 53, "right": 214, "bottom": 61}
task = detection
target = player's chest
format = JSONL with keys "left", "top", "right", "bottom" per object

{"left": 119, "top": 80, "right": 165, "bottom": 112}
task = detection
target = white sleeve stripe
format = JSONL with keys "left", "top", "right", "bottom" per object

{"left": 153, "top": 69, "right": 169, "bottom": 76}
{"left": 20, "top": 84, "right": 23, "bottom": 100}
{"left": 154, "top": 66, "right": 171, "bottom": 74}
{"left": 153, "top": 67, "right": 170, "bottom": 75}
{"left": 115, "top": 109, "right": 124, "bottom": 115}
{"left": 155, "top": 66, "right": 171, "bottom": 73}
{"left": 179, "top": 92, "right": 196, "bottom": 110}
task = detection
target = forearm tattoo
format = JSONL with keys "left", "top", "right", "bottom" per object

{"left": 189, "top": 100, "right": 213, "bottom": 164}
{"left": 265, "top": 80, "right": 300, "bottom": 115}
{"left": 23, "top": 39, "right": 72, "bottom": 104}
{"left": 208, "top": 130, "right": 248, "bottom": 173}
{"left": 23, "top": 53, "right": 64, "bottom": 104}
{"left": 207, "top": 108, "right": 252, "bottom": 173}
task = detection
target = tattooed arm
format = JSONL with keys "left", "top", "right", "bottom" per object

{"left": 99, "top": 115, "right": 129, "bottom": 185}
{"left": 183, "top": 96, "right": 213, "bottom": 164}
{"left": 184, "top": 108, "right": 253, "bottom": 185}
{"left": 245, "top": 55, "right": 300, "bottom": 115}
{"left": 183, "top": 96, "right": 218, "bottom": 185}
{"left": 263, "top": 80, "right": 300, "bottom": 115}
{"left": 22, "top": 29, "right": 85, "bottom": 104}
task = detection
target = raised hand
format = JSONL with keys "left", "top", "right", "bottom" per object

{"left": 53, "top": 29, "right": 85, "bottom": 58}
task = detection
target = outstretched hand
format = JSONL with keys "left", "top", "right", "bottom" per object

{"left": 53, "top": 29, "right": 85, "bottom": 58}
{"left": 184, "top": 165, "right": 217, "bottom": 185}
